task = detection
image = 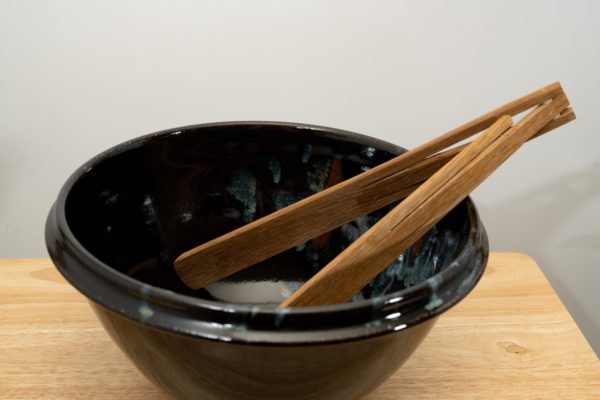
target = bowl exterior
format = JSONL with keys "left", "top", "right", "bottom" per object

{"left": 91, "top": 301, "right": 436, "bottom": 400}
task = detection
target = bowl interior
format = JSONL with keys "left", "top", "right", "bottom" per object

{"left": 65, "top": 123, "right": 469, "bottom": 306}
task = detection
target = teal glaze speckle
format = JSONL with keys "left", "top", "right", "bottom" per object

{"left": 138, "top": 304, "right": 154, "bottom": 320}
{"left": 272, "top": 191, "right": 303, "bottom": 210}
{"left": 373, "top": 256, "right": 408, "bottom": 297}
{"left": 425, "top": 274, "right": 444, "bottom": 311}
{"left": 361, "top": 146, "right": 376, "bottom": 158}
{"left": 138, "top": 285, "right": 154, "bottom": 320}
{"left": 428, "top": 274, "right": 444, "bottom": 290}
{"left": 301, "top": 143, "right": 312, "bottom": 163}
{"left": 399, "top": 228, "right": 441, "bottom": 287}
{"left": 274, "top": 308, "right": 291, "bottom": 328}
{"left": 226, "top": 169, "right": 257, "bottom": 222}
{"left": 425, "top": 295, "right": 443, "bottom": 311}
{"left": 370, "top": 267, "right": 394, "bottom": 297}
{"left": 457, "top": 262, "right": 479, "bottom": 296}
{"left": 269, "top": 159, "right": 281, "bottom": 184}
{"left": 307, "top": 159, "right": 331, "bottom": 192}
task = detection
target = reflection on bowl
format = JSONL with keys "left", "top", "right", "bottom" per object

{"left": 46, "top": 122, "right": 488, "bottom": 400}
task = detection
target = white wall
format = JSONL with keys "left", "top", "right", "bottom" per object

{"left": 1, "top": 1, "right": 598, "bottom": 354}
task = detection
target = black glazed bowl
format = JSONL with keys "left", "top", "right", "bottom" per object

{"left": 45, "top": 122, "right": 489, "bottom": 400}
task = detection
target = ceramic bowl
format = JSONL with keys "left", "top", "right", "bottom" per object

{"left": 45, "top": 122, "right": 489, "bottom": 400}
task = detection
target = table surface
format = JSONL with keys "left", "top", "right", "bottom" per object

{"left": 0, "top": 253, "right": 598, "bottom": 399}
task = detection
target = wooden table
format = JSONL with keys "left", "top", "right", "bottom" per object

{"left": 1, "top": 253, "right": 598, "bottom": 399}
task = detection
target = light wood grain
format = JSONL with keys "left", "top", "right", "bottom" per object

{"left": 174, "top": 83, "right": 568, "bottom": 290}
{"left": 283, "top": 94, "right": 569, "bottom": 307}
{"left": 0, "top": 254, "right": 597, "bottom": 399}
{"left": 0, "top": 259, "right": 166, "bottom": 400}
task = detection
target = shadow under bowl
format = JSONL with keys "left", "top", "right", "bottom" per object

{"left": 45, "top": 121, "right": 489, "bottom": 400}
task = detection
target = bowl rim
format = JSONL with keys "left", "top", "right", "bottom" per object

{"left": 45, "top": 121, "right": 489, "bottom": 345}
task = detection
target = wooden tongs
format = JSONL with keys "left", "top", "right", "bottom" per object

{"left": 174, "top": 83, "right": 575, "bottom": 307}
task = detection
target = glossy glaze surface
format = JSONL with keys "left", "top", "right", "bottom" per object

{"left": 93, "top": 302, "right": 437, "bottom": 400}
{"left": 65, "top": 124, "right": 469, "bottom": 304}
{"left": 45, "top": 122, "right": 489, "bottom": 399}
